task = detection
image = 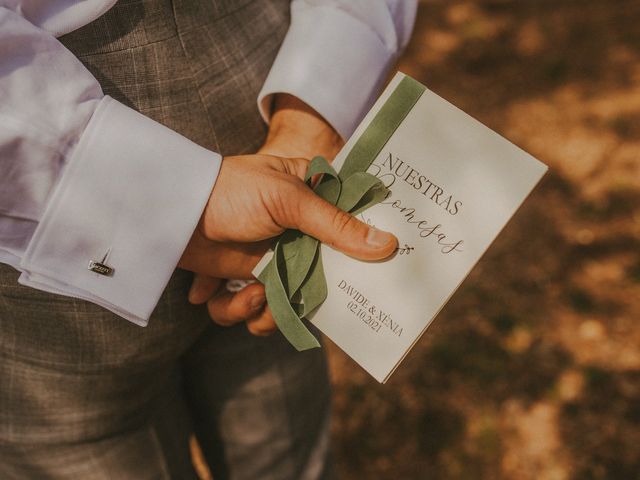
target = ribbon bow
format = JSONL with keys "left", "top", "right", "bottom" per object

{"left": 256, "top": 75, "right": 426, "bottom": 351}
{"left": 257, "top": 156, "right": 389, "bottom": 350}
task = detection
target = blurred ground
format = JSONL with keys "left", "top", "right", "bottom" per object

{"left": 327, "top": 1, "right": 640, "bottom": 479}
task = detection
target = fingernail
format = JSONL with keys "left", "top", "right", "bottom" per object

{"left": 249, "top": 294, "right": 266, "bottom": 310}
{"left": 366, "top": 227, "right": 394, "bottom": 247}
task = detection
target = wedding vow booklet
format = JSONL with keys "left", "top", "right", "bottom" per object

{"left": 257, "top": 72, "right": 547, "bottom": 383}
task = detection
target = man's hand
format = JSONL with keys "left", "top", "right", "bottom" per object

{"left": 181, "top": 94, "right": 395, "bottom": 335}
{"left": 182, "top": 153, "right": 396, "bottom": 333}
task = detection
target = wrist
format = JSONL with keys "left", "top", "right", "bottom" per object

{"left": 262, "top": 94, "right": 343, "bottom": 160}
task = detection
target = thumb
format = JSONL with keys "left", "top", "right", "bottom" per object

{"left": 293, "top": 185, "right": 398, "bottom": 261}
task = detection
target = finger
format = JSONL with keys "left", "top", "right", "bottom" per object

{"left": 290, "top": 183, "right": 398, "bottom": 261}
{"left": 188, "top": 274, "right": 222, "bottom": 305}
{"left": 246, "top": 306, "right": 278, "bottom": 336}
{"left": 207, "top": 282, "right": 266, "bottom": 326}
{"left": 180, "top": 231, "right": 270, "bottom": 279}
{"left": 203, "top": 241, "right": 267, "bottom": 278}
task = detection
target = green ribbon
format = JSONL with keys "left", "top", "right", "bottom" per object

{"left": 257, "top": 76, "right": 426, "bottom": 350}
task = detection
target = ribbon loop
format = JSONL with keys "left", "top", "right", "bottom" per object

{"left": 258, "top": 156, "right": 388, "bottom": 351}
{"left": 262, "top": 242, "right": 321, "bottom": 350}
{"left": 337, "top": 172, "right": 385, "bottom": 213}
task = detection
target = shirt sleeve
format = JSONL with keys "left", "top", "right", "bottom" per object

{"left": 257, "top": 0, "right": 418, "bottom": 140}
{"left": 0, "top": 5, "right": 221, "bottom": 325}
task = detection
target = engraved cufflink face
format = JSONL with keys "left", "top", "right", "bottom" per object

{"left": 88, "top": 249, "right": 114, "bottom": 276}
{"left": 88, "top": 261, "right": 114, "bottom": 276}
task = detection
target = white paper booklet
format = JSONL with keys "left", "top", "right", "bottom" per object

{"left": 258, "top": 72, "right": 547, "bottom": 383}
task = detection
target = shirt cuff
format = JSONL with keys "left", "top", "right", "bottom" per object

{"left": 257, "top": 3, "right": 394, "bottom": 140}
{"left": 19, "top": 96, "right": 220, "bottom": 325}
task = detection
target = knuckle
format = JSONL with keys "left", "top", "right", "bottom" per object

{"left": 271, "top": 178, "right": 307, "bottom": 228}
{"left": 247, "top": 323, "right": 262, "bottom": 336}
{"left": 291, "top": 183, "right": 308, "bottom": 221}
{"left": 207, "top": 301, "right": 235, "bottom": 326}
{"left": 262, "top": 324, "right": 277, "bottom": 335}
{"left": 283, "top": 157, "right": 310, "bottom": 177}
{"left": 209, "top": 312, "right": 231, "bottom": 327}
{"left": 331, "top": 209, "right": 355, "bottom": 233}
{"left": 246, "top": 312, "right": 277, "bottom": 336}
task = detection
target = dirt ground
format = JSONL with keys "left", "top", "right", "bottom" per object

{"left": 191, "top": 2, "right": 639, "bottom": 479}
{"left": 327, "top": 1, "right": 640, "bottom": 479}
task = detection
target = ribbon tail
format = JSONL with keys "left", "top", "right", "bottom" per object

{"left": 280, "top": 232, "right": 319, "bottom": 300}
{"left": 298, "top": 247, "right": 328, "bottom": 317}
{"left": 337, "top": 75, "right": 426, "bottom": 181}
{"left": 263, "top": 243, "right": 320, "bottom": 351}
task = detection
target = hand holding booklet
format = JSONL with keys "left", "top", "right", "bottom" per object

{"left": 255, "top": 72, "right": 547, "bottom": 383}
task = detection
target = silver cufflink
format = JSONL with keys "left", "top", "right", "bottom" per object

{"left": 88, "top": 249, "right": 114, "bottom": 276}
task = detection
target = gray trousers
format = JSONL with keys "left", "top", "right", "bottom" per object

{"left": 0, "top": 1, "right": 333, "bottom": 478}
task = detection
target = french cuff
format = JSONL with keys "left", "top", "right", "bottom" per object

{"left": 257, "top": 3, "right": 394, "bottom": 141}
{"left": 19, "top": 96, "right": 220, "bottom": 326}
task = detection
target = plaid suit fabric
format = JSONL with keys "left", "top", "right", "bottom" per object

{"left": 61, "top": 0, "right": 291, "bottom": 155}
{"left": 0, "top": 1, "right": 333, "bottom": 479}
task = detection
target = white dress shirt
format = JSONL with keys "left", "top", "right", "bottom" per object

{"left": 0, "top": 0, "right": 416, "bottom": 325}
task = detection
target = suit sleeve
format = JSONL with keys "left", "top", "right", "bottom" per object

{"left": 0, "top": 5, "right": 221, "bottom": 325}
